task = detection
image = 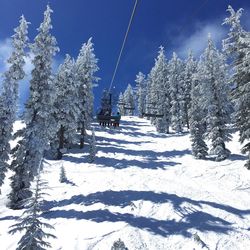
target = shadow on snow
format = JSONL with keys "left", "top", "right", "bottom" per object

{"left": 43, "top": 209, "right": 231, "bottom": 238}
{"left": 42, "top": 190, "right": 249, "bottom": 237}
{"left": 62, "top": 132, "right": 191, "bottom": 170}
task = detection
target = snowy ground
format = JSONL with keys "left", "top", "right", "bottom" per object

{"left": 0, "top": 116, "right": 250, "bottom": 250}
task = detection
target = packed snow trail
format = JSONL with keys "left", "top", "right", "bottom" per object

{"left": 0, "top": 117, "right": 250, "bottom": 250}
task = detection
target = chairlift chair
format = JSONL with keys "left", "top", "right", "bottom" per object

{"left": 142, "top": 102, "right": 164, "bottom": 118}
{"left": 97, "top": 91, "right": 121, "bottom": 127}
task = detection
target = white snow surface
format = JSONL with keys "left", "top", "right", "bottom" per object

{"left": 0, "top": 116, "right": 250, "bottom": 250}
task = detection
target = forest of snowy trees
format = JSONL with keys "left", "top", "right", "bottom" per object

{"left": 0, "top": 5, "right": 99, "bottom": 248}
{"left": 120, "top": 6, "right": 249, "bottom": 169}
{"left": 0, "top": 5, "right": 99, "bottom": 206}
{"left": 0, "top": 4, "right": 249, "bottom": 249}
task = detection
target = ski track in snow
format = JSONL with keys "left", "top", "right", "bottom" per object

{"left": 0, "top": 116, "right": 250, "bottom": 250}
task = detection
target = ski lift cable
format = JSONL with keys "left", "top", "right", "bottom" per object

{"left": 108, "top": 0, "right": 139, "bottom": 93}
{"left": 108, "top": 0, "right": 208, "bottom": 95}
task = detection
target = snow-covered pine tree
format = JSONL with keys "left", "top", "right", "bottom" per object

{"left": 144, "top": 73, "right": 153, "bottom": 121}
{"left": 117, "top": 92, "right": 125, "bottom": 116}
{"left": 111, "top": 238, "right": 128, "bottom": 250}
{"left": 200, "top": 34, "right": 231, "bottom": 161}
{"left": 0, "top": 15, "right": 29, "bottom": 193}
{"left": 189, "top": 65, "right": 208, "bottom": 159}
{"left": 147, "top": 46, "right": 170, "bottom": 133}
{"left": 183, "top": 50, "right": 197, "bottom": 129}
{"left": 88, "top": 128, "right": 97, "bottom": 163}
{"left": 223, "top": 6, "right": 250, "bottom": 168}
{"left": 123, "top": 84, "right": 135, "bottom": 116}
{"left": 75, "top": 38, "right": 99, "bottom": 149}
{"left": 8, "top": 5, "right": 59, "bottom": 209}
{"left": 100, "top": 88, "right": 112, "bottom": 116}
{"left": 51, "top": 55, "right": 80, "bottom": 160}
{"left": 146, "top": 63, "right": 157, "bottom": 123}
{"left": 135, "top": 72, "right": 146, "bottom": 118}
{"left": 9, "top": 159, "right": 56, "bottom": 249}
{"left": 169, "top": 52, "right": 185, "bottom": 133}
{"left": 59, "top": 164, "right": 67, "bottom": 183}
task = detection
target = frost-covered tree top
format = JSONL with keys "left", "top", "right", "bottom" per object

{"left": 54, "top": 54, "right": 79, "bottom": 121}
{"left": 223, "top": 6, "right": 244, "bottom": 35}
{"left": 25, "top": 4, "right": 59, "bottom": 125}
{"left": 199, "top": 34, "right": 230, "bottom": 111}
{"left": 124, "top": 83, "right": 134, "bottom": 104}
{"left": 75, "top": 37, "right": 99, "bottom": 132}
{"left": 148, "top": 46, "right": 168, "bottom": 108}
{"left": 150, "top": 46, "right": 167, "bottom": 84}
{"left": 224, "top": 5, "right": 243, "bottom": 27}
{"left": 123, "top": 83, "right": 135, "bottom": 115}
{"left": 184, "top": 50, "right": 197, "bottom": 78}
{"left": 0, "top": 15, "right": 29, "bottom": 191}
{"left": 222, "top": 5, "right": 246, "bottom": 58}
{"left": 26, "top": 4, "right": 59, "bottom": 110}
{"left": 24, "top": 3, "right": 59, "bottom": 145}
{"left": 2, "top": 15, "right": 29, "bottom": 109}
{"left": 76, "top": 37, "right": 99, "bottom": 86}
{"left": 32, "top": 5, "right": 58, "bottom": 55}
{"left": 135, "top": 72, "right": 146, "bottom": 86}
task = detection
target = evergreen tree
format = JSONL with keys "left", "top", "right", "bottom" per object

{"left": 169, "top": 52, "right": 185, "bottom": 133}
{"left": 75, "top": 38, "right": 99, "bottom": 149}
{"left": 144, "top": 73, "right": 153, "bottom": 121}
{"left": 117, "top": 92, "right": 125, "bottom": 116}
{"left": 200, "top": 35, "right": 231, "bottom": 161}
{"left": 135, "top": 72, "right": 146, "bottom": 118}
{"left": 183, "top": 50, "right": 197, "bottom": 129}
{"left": 0, "top": 16, "right": 29, "bottom": 193}
{"left": 123, "top": 84, "right": 135, "bottom": 116}
{"left": 223, "top": 6, "right": 250, "bottom": 168}
{"left": 9, "top": 160, "right": 56, "bottom": 249}
{"left": 9, "top": 5, "right": 59, "bottom": 209}
{"left": 147, "top": 47, "right": 170, "bottom": 133}
{"left": 88, "top": 128, "right": 97, "bottom": 163}
{"left": 111, "top": 238, "right": 128, "bottom": 250}
{"left": 189, "top": 66, "right": 208, "bottom": 159}
{"left": 59, "top": 164, "right": 67, "bottom": 183}
{"left": 99, "top": 89, "right": 112, "bottom": 115}
{"left": 51, "top": 55, "right": 80, "bottom": 159}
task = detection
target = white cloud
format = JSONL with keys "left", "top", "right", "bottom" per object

{"left": 176, "top": 21, "right": 227, "bottom": 58}
{"left": 175, "top": 6, "right": 250, "bottom": 59}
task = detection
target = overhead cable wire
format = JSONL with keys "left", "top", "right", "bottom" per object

{"left": 109, "top": 0, "right": 139, "bottom": 92}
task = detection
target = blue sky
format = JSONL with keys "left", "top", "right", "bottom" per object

{"left": 0, "top": 0, "right": 250, "bottom": 111}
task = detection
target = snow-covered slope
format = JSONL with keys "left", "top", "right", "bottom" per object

{"left": 1, "top": 116, "right": 250, "bottom": 250}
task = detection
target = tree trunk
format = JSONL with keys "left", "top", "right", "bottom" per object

{"left": 185, "top": 103, "right": 190, "bottom": 129}
{"left": 80, "top": 122, "right": 85, "bottom": 149}
{"left": 57, "top": 125, "right": 64, "bottom": 160}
